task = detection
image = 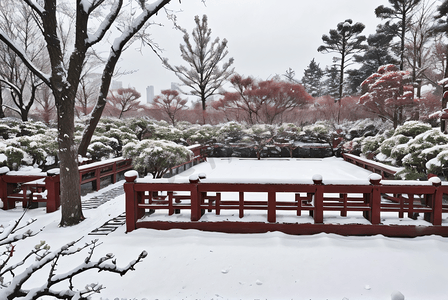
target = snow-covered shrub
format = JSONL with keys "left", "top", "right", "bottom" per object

{"left": 216, "top": 121, "right": 245, "bottom": 144}
{"left": 400, "top": 129, "right": 448, "bottom": 174}
{"left": 241, "top": 124, "right": 277, "bottom": 159}
{"left": 128, "top": 117, "right": 155, "bottom": 140}
{"left": 183, "top": 124, "right": 218, "bottom": 145}
{"left": 3, "top": 146, "right": 26, "bottom": 170}
{"left": 379, "top": 134, "right": 410, "bottom": 157}
{"left": 341, "top": 138, "right": 362, "bottom": 155}
{"left": 427, "top": 150, "right": 448, "bottom": 177}
{"left": 0, "top": 123, "right": 13, "bottom": 139}
{"left": 303, "top": 121, "right": 329, "bottom": 136}
{"left": 276, "top": 123, "right": 301, "bottom": 141}
{"left": 87, "top": 136, "right": 118, "bottom": 161}
{"left": 393, "top": 121, "right": 431, "bottom": 138}
{"left": 360, "top": 135, "right": 385, "bottom": 157}
{"left": 18, "top": 121, "right": 48, "bottom": 136}
{"left": 0, "top": 129, "right": 58, "bottom": 169}
{"left": 0, "top": 118, "right": 24, "bottom": 138}
{"left": 123, "top": 139, "right": 193, "bottom": 178}
{"left": 149, "top": 122, "right": 183, "bottom": 142}
{"left": 390, "top": 144, "right": 409, "bottom": 166}
{"left": 301, "top": 121, "right": 335, "bottom": 145}
{"left": 345, "top": 118, "right": 392, "bottom": 139}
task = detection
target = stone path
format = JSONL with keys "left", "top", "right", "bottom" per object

{"left": 81, "top": 184, "right": 127, "bottom": 236}
{"left": 81, "top": 186, "right": 125, "bottom": 210}
{"left": 88, "top": 212, "right": 126, "bottom": 236}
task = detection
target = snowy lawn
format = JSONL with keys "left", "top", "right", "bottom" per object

{"left": 1, "top": 157, "right": 448, "bottom": 299}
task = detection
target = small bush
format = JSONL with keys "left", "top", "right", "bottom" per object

{"left": 393, "top": 121, "right": 432, "bottom": 138}
{"left": 123, "top": 139, "right": 192, "bottom": 178}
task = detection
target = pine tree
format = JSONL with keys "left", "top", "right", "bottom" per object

{"left": 164, "top": 15, "right": 234, "bottom": 112}
{"left": 375, "top": 0, "right": 422, "bottom": 71}
{"left": 318, "top": 19, "right": 367, "bottom": 102}
{"left": 301, "top": 59, "right": 324, "bottom": 97}
{"left": 346, "top": 27, "right": 399, "bottom": 94}
{"left": 322, "top": 65, "right": 340, "bottom": 99}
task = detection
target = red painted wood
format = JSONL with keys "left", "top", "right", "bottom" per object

{"left": 342, "top": 153, "right": 398, "bottom": 179}
{"left": 1, "top": 158, "right": 132, "bottom": 212}
{"left": 134, "top": 221, "right": 448, "bottom": 238}
{"left": 124, "top": 171, "right": 448, "bottom": 236}
{"left": 124, "top": 181, "right": 137, "bottom": 232}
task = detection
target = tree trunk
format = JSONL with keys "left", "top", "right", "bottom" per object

{"left": 0, "top": 88, "right": 5, "bottom": 118}
{"left": 56, "top": 90, "right": 85, "bottom": 226}
{"left": 78, "top": 52, "right": 118, "bottom": 157}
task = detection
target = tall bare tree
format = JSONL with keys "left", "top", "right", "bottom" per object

{"left": 0, "top": 0, "right": 172, "bottom": 226}
{"left": 163, "top": 15, "right": 234, "bottom": 113}
{"left": 77, "top": 1, "right": 172, "bottom": 157}
{"left": 405, "top": 0, "right": 435, "bottom": 98}
{"left": 0, "top": 0, "right": 48, "bottom": 121}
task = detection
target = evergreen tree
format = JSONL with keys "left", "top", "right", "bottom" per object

{"left": 322, "top": 65, "right": 340, "bottom": 99}
{"left": 318, "top": 19, "right": 367, "bottom": 102}
{"left": 375, "top": 0, "right": 422, "bottom": 71}
{"left": 346, "top": 28, "right": 399, "bottom": 94}
{"left": 164, "top": 15, "right": 234, "bottom": 112}
{"left": 301, "top": 59, "right": 324, "bottom": 97}
{"left": 283, "top": 68, "right": 300, "bottom": 84}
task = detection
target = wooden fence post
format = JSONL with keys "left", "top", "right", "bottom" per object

{"left": 239, "top": 191, "right": 244, "bottom": 218}
{"left": 112, "top": 161, "right": 117, "bottom": 184}
{"left": 189, "top": 175, "right": 201, "bottom": 221}
{"left": 429, "top": 177, "right": 443, "bottom": 226}
{"left": 124, "top": 171, "right": 138, "bottom": 232}
{"left": 369, "top": 174, "right": 382, "bottom": 225}
{"left": 313, "top": 175, "right": 324, "bottom": 224}
{"left": 0, "top": 167, "right": 10, "bottom": 210}
{"left": 45, "top": 169, "right": 60, "bottom": 213}
{"left": 268, "top": 190, "right": 276, "bottom": 223}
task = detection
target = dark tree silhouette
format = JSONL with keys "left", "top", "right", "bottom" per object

{"left": 318, "top": 19, "right": 367, "bottom": 123}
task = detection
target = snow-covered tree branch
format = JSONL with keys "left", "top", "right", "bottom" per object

{"left": 0, "top": 214, "right": 147, "bottom": 300}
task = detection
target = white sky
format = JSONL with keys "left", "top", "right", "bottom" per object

{"left": 117, "top": 0, "right": 390, "bottom": 103}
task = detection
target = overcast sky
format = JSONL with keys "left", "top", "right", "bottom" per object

{"left": 117, "top": 0, "right": 391, "bottom": 104}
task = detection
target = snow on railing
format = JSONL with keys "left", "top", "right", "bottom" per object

{"left": 342, "top": 153, "right": 403, "bottom": 179}
{"left": 124, "top": 172, "right": 448, "bottom": 236}
{"left": 0, "top": 157, "right": 132, "bottom": 212}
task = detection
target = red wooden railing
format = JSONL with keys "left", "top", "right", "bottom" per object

{"left": 79, "top": 157, "right": 132, "bottom": 190}
{"left": 342, "top": 153, "right": 403, "bottom": 179}
{"left": 124, "top": 173, "right": 448, "bottom": 237}
{"left": 0, "top": 157, "right": 132, "bottom": 212}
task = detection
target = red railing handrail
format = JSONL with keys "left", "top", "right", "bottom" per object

{"left": 342, "top": 153, "right": 403, "bottom": 179}
{"left": 124, "top": 173, "right": 448, "bottom": 233}
{"left": 1, "top": 157, "right": 133, "bottom": 212}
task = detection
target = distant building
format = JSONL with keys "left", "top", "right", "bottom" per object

{"left": 146, "top": 85, "right": 154, "bottom": 104}
{"left": 111, "top": 80, "right": 122, "bottom": 90}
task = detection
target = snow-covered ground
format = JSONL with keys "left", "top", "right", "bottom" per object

{"left": 1, "top": 157, "right": 448, "bottom": 300}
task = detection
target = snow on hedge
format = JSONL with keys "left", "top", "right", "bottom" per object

{"left": 122, "top": 139, "right": 193, "bottom": 178}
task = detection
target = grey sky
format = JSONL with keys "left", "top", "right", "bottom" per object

{"left": 118, "top": 0, "right": 390, "bottom": 103}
